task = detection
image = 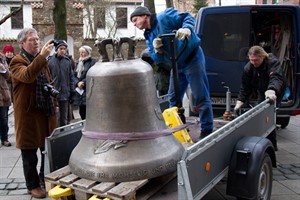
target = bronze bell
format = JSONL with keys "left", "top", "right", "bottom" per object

{"left": 68, "top": 38, "right": 184, "bottom": 182}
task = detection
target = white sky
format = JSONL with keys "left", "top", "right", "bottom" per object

{"left": 153, "top": 0, "right": 256, "bottom": 12}
{"left": 216, "top": 0, "right": 256, "bottom": 5}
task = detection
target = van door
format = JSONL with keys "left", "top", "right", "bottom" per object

{"left": 195, "top": 6, "right": 252, "bottom": 112}
{"left": 195, "top": 5, "right": 300, "bottom": 127}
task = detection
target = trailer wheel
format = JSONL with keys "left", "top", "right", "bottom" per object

{"left": 237, "top": 153, "right": 273, "bottom": 200}
{"left": 257, "top": 153, "right": 273, "bottom": 200}
{"left": 235, "top": 153, "right": 273, "bottom": 200}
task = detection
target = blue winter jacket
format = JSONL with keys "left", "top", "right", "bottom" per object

{"left": 144, "top": 8, "right": 201, "bottom": 67}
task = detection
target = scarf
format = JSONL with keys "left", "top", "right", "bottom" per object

{"left": 76, "top": 56, "right": 90, "bottom": 78}
{"left": 20, "top": 48, "right": 55, "bottom": 116}
{"left": 36, "top": 69, "right": 55, "bottom": 116}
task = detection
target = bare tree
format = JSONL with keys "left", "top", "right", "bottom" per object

{"left": 166, "top": 0, "right": 174, "bottom": 8}
{"left": 85, "top": 0, "right": 95, "bottom": 37}
{"left": 53, "top": 0, "right": 67, "bottom": 40}
{"left": 84, "top": 0, "right": 128, "bottom": 39}
{"left": 144, "top": 0, "right": 155, "bottom": 13}
{"left": 0, "top": 0, "right": 24, "bottom": 25}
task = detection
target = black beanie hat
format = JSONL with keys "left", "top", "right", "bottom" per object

{"left": 130, "top": 6, "right": 151, "bottom": 21}
{"left": 55, "top": 40, "right": 68, "bottom": 51}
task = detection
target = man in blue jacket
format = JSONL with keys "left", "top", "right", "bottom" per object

{"left": 131, "top": 6, "right": 214, "bottom": 138}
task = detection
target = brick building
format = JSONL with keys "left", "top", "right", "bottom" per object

{"left": 1, "top": 0, "right": 299, "bottom": 60}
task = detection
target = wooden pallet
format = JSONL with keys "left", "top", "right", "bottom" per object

{"left": 45, "top": 166, "right": 176, "bottom": 200}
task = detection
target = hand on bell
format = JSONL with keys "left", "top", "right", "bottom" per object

{"left": 234, "top": 100, "right": 244, "bottom": 112}
{"left": 176, "top": 28, "right": 191, "bottom": 40}
{"left": 265, "top": 89, "right": 276, "bottom": 102}
{"left": 153, "top": 38, "right": 163, "bottom": 54}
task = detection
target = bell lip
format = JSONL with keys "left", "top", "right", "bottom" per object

{"left": 68, "top": 135, "right": 184, "bottom": 182}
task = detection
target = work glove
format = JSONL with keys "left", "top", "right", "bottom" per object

{"left": 234, "top": 100, "right": 244, "bottom": 112}
{"left": 175, "top": 28, "right": 191, "bottom": 40}
{"left": 265, "top": 89, "right": 276, "bottom": 102}
{"left": 152, "top": 38, "right": 163, "bottom": 54}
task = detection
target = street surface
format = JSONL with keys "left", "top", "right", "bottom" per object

{"left": 0, "top": 107, "right": 299, "bottom": 199}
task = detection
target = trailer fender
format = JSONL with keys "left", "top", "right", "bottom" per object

{"left": 226, "top": 136, "right": 276, "bottom": 199}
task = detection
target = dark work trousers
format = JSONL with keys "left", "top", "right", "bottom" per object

{"left": 79, "top": 105, "right": 86, "bottom": 120}
{"left": 21, "top": 147, "right": 45, "bottom": 190}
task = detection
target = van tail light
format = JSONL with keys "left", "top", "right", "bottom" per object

{"left": 290, "top": 110, "right": 300, "bottom": 116}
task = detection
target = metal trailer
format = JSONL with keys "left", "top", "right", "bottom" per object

{"left": 44, "top": 99, "right": 276, "bottom": 200}
{"left": 178, "top": 99, "right": 276, "bottom": 200}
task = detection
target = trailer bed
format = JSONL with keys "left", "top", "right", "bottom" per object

{"left": 44, "top": 99, "right": 276, "bottom": 199}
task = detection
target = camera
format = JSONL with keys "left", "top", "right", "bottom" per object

{"left": 43, "top": 83, "right": 59, "bottom": 98}
{"left": 50, "top": 40, "right": 59, "bottom": 47}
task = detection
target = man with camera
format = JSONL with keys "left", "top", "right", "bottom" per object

{"left": 48, "top": 40, "right": 76, "bottom": 126}
{"left": 9, "top": 27, "right": 58, "bottom": 199}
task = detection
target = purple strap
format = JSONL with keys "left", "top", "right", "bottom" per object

{"left": 82, "top": 122, "right": 193, "bottom": 140}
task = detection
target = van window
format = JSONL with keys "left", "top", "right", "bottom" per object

{"left": 201, "top": 13, "right": 250, "bottom": 61}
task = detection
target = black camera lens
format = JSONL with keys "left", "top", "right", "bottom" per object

{"left": 43, "top": 83, "right": 59, "bottom": 98}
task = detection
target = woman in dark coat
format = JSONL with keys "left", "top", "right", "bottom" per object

{"left": 74, "top": 45, "right": 96, "bottom": 119}
{"left": 0, "top": 53, "right": 12, "bottom": 147}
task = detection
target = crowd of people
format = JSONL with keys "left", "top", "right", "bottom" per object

{"left": 0, "top": 6, "right": 285, "bottom": 199}
{"left": 2, "top": 28, "right": 96, "bottom": 198}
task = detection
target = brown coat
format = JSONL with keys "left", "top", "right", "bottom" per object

{"left": 10, "top": 53, "right": 57, "bottom": 149}
{"left": 0, "top": 54, "right": 11, "bottom": 107}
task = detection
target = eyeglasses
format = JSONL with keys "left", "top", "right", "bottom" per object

{"left": 27, "top": 37, "right": 40, "bottom": 42}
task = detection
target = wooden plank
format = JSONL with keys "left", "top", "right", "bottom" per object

{"left": 44, "top": 165, "right": 71, "bottom": 181}
{"left": 44, "top": 165, "right": 176, "bottom": 200}
{"left": 92, "top": 182, "right": 116, "bottom": 193}
{"left": 45, "top": 181, "right": 56, "bottom": 192}
{"left": 73, "top": 178, "right": 98, "bottom": 190}
{"left": 74, "top": 190, "right": 93, "bottom": 200}
{"left": 107, "top": 179, "right": 148, "bottom": 200}
{"left": 59, "top": 174, "right": 80, "bottom": 185}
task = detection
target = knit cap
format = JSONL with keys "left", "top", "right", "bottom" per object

{"left": 79, "top": 45, "right": 92, "bottom": 56}
{"left": 55, "top": 40, "right": 68, "bottom": 51}
{"left": 130, "top": 6, "right": 151, "bottom": 21}
{"left": 2, "top": 45, "right": 14, "bottom": 54}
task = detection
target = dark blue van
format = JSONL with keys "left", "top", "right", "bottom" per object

{"left": 195, "top": 5, "right": 300, "bottom": 128}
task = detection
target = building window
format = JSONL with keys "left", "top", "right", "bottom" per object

{"left": 95, "top": 7, "right": 105, "bottom": 29}
{"left": 11, "top": 7, "right": 23, "bottom": 29}
{"left": 116, "top": 7, "right": 127, "bottom": 29}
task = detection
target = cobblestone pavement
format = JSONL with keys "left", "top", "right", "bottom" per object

{"left": 0, "top": 106, "right": 299, "bottom": 199}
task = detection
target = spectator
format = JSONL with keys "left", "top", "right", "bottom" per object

{"left": 9, "top": 27, "right": 58, "bottom": 199}
{"left": 130, "top": 6, "right": 214, "bottom": 138}
{"left": 2, "top": 45, "right": 15, "bottom": 64}
{"left": 73, "top": 45, "right": 96, "bottom": 120}
{"left": 0, "top": 53, "right": 12, "bottom": 147}
{"left": 48, "top": 40, "right": 76, "bottom": 126}
{"left": 234, "top": 46, "right": 286, "bottom": 151}
{"left": 2, "top": 44, "right": 15, "bottom": 103}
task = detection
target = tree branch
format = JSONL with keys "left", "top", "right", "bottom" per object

{"left": 0, "top": 0, "right": 24, "bottom": 25}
